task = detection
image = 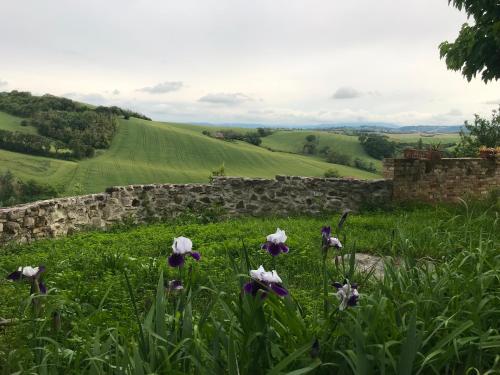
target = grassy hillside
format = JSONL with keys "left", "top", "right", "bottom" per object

{"left": 0, "top": 111, "right": 38, "bottom": 134}
{"left": 0, "top": 114, "right": 379, "bottom": 196}
{"left": 386, "top": 132, "right": 460, "bottom": 144}
{"left": 261, "top": 130, "right": 383, "bottom": 171}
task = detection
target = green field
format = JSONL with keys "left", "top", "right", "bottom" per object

{"left": 0, "top": 202, "right": 498, "bottom": 373}
{"left": 261, "top": 130, "right": 383, "bottom": 171}
{"left": 0, "top": 114, "right": 379, "bottom": 195}
{"left": 0, "top": 111, "right": 38, "bottom": 134}
{"left": 386, "top": 132, "right": 460, "bottom": 144}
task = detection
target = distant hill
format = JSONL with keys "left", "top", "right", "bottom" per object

{"left": 192, "top": 122, "right": 464, "bottom": 133}
{"left": 0, "top": 114, "right": 380, "bottom": 197}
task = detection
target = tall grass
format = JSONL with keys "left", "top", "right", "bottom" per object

{"left": 0, "top": 201, "right": 498, "bottom": 374}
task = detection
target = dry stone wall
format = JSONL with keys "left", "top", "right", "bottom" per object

{"left": 384, "top": 158, "right": 500, "bottom": 202}
{"left": 0, "top": 176, "right": 392, "bottom": 245}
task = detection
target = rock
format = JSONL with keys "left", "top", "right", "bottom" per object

{"left": 343, "top": 253, "right": 399, "bottom": 279}
{"left": 4, "top": 221, "right": 21, "bottom": 235}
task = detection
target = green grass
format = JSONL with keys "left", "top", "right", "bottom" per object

{"left": 261, "top": 130, "right": 383, "bottom": 172}
{"left": 0, "top": 112, "right": 37, "bottom": 134}
{"left": 386, "top": 132, "right": 460, "bottom": 144}
{"left": 0, "top": 149, "right": 77, "bottom": 187}
{"left": 0, "top": 114, "right": 379, "bottom": 195}
{"left": 0, "top": 201, "right": 498, "bottom": 373}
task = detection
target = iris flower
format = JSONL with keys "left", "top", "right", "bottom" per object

{"left": 7, "top": 266, "right": 47, "bottom": 294}
{"left": 333, "top": 280, "right": 359, "bottom": 310}
{"left": 244, "top": 265, "right": 288, "bottom": 297}
{"left": 262, "top": 228, "right": 289, "bottom": 256}
{"left": 321, "top": 226, "right": 342, "bottom": 249}
{"left": 168, "top": 237, "right": 201, "bottom": 267}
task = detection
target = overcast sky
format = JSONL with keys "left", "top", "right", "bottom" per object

{"left": 1, "top": 0, "right": 499, "bottom": 126}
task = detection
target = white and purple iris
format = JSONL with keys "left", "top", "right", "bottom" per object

{"left": 333, "top": 280, "right": 359, "bottom": 310}
{"left": 321, "top": 226, "right": 342, "bottom": 249}
{"left": 261, "top": 228, "right": 289, "bottom": 256}
{"left": 168, "top": 237, "right": 201, "bottom": 267}
{"left": 7, "top": 265, "right": 47, "bottom": 294}
{"left": 244, "top": 265, "right": 288, "bottom": 297}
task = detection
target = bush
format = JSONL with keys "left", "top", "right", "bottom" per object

{"left": 326, "top": 151, "right": 352, "bottom": 166}
{"left": 358, "top": 133, "right": 395, "bottom": 159}
{"left": 0, "top": 170, "right": 58, "bottom": 206}
{"left": 324, "top": 168, "right": 340, "bottom": 178}
{"left": 455, "top": 106, "right": 500, "bottom": 156}
{"left": 353, "top": 157, "right": 377, "bottom": 173}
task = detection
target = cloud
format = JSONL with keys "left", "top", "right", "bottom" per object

{"left": 198, "top": 92, "right": 253, "bottom": 105}
{"left": 446, "top": 108, "right": 462, "bottom": 116}
{"left": 484, "top": 99, "right": 500, "bottom": 105}
{"left": 112, "top": 89, "right": 120, "bottom": 95}
{"left": 332, "top": 86, "right": 362, "bottom": 99}
{"left": 64, "top": 92, "right": 107, "bottom": 106}
{"left": 0, "top": 79, "right": 8, "bottom": 87}
{"left": 137, "top": 81, "right": 183, "bottom": 94}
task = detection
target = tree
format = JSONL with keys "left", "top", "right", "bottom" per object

{"left": 358, "top": 133, "right": 395, "bottom": 160}
{"left": 305, "top": 134, "right": 317, "bottom": 143}
{"left": 439, "top": 0, "right": 500, "bottom": 83}
{"left": 455, "top": 106, "right": 500, "bottom": 156}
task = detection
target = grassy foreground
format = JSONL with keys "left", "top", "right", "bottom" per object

{"left": 0, "top": 200, "right": 499, "bottom": 374}
{"left": 0, "top": 114, "right": 379, "bottom": 196}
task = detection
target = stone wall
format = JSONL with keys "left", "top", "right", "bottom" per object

{"left": 0, "top": 176, "right": 392, "bottom": 245}
{"left": 385, "top": 158, "right": 500, "bottom": 202}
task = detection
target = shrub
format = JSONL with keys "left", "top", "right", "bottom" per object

{"left": 358, "top": 133, "right": 396, "bottom": 159}
{"left": 326, "top": 151, "right": 352, "bottom": 166}
{"left": 324, "top": 168, "right": 340, "bottom": 178}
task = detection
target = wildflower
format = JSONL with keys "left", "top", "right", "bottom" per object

{"left": 167, "top": 280, "right": 184, "bottom": 291}
{"left": 262, "top": 228, "right": 289, "bottom": 256}
{"left": 168, "top": 237, "right": 201, "bottom": 267}
{"left": 333, "top": 280, "right": 359, "bottom": 310}
{"left": 7, "top": 265, "right": 47, "bottom": 294}
{"left": 321, "top": 226, "right": 342, "bottom": 249}
{"left": 244, "top": 265, "right": 288, "bottom": 297}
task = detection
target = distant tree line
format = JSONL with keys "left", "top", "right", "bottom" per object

{"left": 0, "top": 129, "right": 56, "bottom": 157}
{"left": 31, "top": 110, "right": 118, "bottom": 158}
{"left": 0, "top": 90, "right": 151, "bottom": 160}
{"left": 202, "top": 127, "right": 273, "bottom": 146}
{"left": 0, "top": 170, "right": 59, "bottom": 207}
{"left": 0, "top": 91, "right": 151, "bottom": 120}
{"left": 302, "top": 134, "right": 378, "bottom": 173}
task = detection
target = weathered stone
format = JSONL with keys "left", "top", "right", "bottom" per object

{"left": 343, "top": 253, "right": 399, "bottom": 279}
{"left": 0, "top": 160, "right": 498, "bottom": 246}
{"left": 4, "top": 222, "right": 21, "bottom": 235}
{"left": 23, "top": 216, "right": 35, "bottom": 228}
{"left": 385, "top": 158, "right": 500, "bottom": 202}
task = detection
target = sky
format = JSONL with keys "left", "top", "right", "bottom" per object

{"left": 1, "top": 0, "right": 499, "bottom": 126}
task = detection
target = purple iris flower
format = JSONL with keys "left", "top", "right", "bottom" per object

{"left": 243, "top": 265, "right": 289, "bottom": 298}
{"left": 168, "top": 237, "right": 201, "bottom": 267}
{"left": 332, "top": 280, "right": 359, "bottom": 310}
{"left": 261, "top": 228, "right": 289, "bottom": 256}
{"left": 7, "top": 266, "right": 47, "bottom": 294}
{"left": 321, "top": 226, "right": 342, "bottom": 249}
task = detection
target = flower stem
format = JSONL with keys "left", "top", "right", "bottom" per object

{"left": 322, "top": 252, "right": 328, "bottom": 318}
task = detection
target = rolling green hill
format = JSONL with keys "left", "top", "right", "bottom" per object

{"left": 385, "top": 132, "right": 460, "bottom": 144}
{"left": 0, "top": 111, "right": 38, "bottom": 134}
{"left": 0, "top": 114, "right": 380, "bottom": 196}
{"left": 261, "top": 130, "right": 383, "bottom": 171}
